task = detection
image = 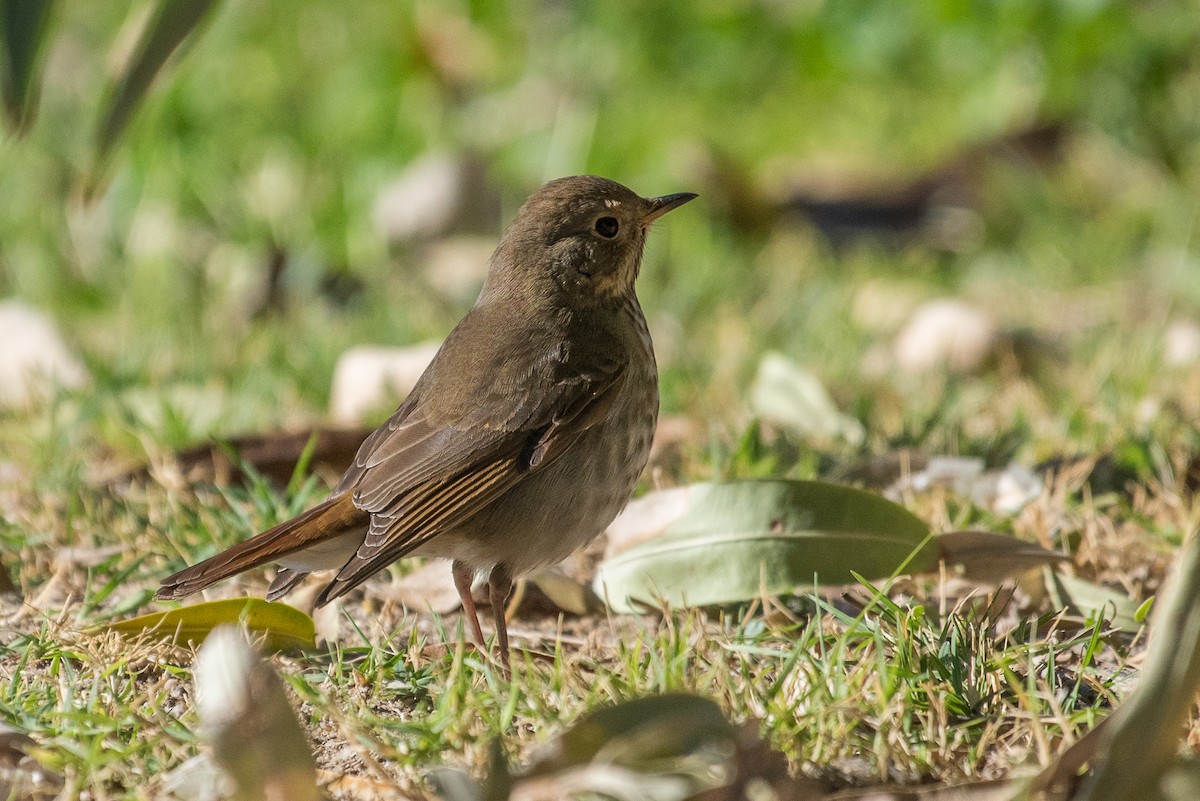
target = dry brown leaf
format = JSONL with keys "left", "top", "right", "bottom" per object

{"left": 0, "top": 721, "right": 63, "bottom": 801}
{"left": 524, "top": 567, "right": 602, "bottom": 617}
{"left": 375, "top": 560, "right": 462, "bottom": 615}
{"left": 936, "top": 530, "right": 1069, "bottom": 583}
{"left": 319, "top": 770, "right": 419, "bottom": 800}
{"left": 96, "top": 425, "right": 372, "bottom": 489}
{"left": 823, "top": 777, "right": 1019, "bottom": 800}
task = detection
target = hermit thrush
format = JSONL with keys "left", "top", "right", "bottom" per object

{"left": 157, "top": 175, "right": 696, "bottom": 672}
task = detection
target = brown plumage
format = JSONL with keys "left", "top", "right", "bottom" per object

{"left": 156, "top": 175, "right": 696, "bottom": 672}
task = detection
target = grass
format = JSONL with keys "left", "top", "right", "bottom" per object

{"left": 0, "top": 439, "right": 1184, "bottom": 794}
{"left": 2, "top": 0, "right": 1200, "bottom": 797}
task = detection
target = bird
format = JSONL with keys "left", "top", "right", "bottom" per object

{"left": 157, "top": 175, "right": 697, "bottom": 673}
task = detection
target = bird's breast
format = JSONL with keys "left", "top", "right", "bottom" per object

{"left": 418, "top": 310, "right": 659, "bottom": 575}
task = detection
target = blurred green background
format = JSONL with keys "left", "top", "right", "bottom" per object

{"left": 2, "top": 0, "right": 1199, "bottom": 471}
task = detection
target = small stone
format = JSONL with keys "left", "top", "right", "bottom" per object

{"left": 328, "top": 342, "right": 440, "bottom": 424}
{"left": 371, "top": 152, "right": 500, "bottom": 244}
{"left": 423, "top": 236, "right": 495, "bottom": 299}
{"left": 1164, "top": 319, "right": 1200, "bottom": 366}
{"left": 0, "top": 300, "right": 89, "bottom": 409}
{"left": 894, "top": 298, "right": 997, "bottom": 374}
{"left": 851, "top": 279, "right": 923, "bottom": 334}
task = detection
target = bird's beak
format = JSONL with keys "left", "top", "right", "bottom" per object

{"left": 642, "top": 192, "right": 698, "bottom": 226}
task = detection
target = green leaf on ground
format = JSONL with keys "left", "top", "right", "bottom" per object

{"left": 749, "top": 352, "right": 865, "bottom": 445}
{"left": 533, "top": 693, "right": 735, "bottom": 773}
{"left": 1048, "top": 571, "right": 1144, "bottom": 634}
{"left": 88, "top": 597, "right": 315, "bottom": 651}
{"left": 594, "top": 479, "right": 936, "bottom": 613}
{"left": 1076, "top": 526, "right": 1200, "bottom": 800}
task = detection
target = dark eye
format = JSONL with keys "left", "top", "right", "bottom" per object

{"left": 594, "top": 216, "right": 619, "bottom": 238}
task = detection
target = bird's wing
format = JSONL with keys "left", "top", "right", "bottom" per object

{"left": 315, "top": 342, "right": 628, "bottom": 606}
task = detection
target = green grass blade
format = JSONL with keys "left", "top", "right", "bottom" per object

{"left": 90, "top": 0, "right": 220, "bottom": 179}
{"left": 0, "top": 0, "right": 56, "bottom": 134}
{"left": 1076, "top": 530, "right": 1200, "bottom": 800}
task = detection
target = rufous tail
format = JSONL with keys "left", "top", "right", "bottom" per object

{"left": 155, "top": 493, "right": 365, "bottom": 600}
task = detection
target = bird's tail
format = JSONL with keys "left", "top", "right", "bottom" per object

{"left": 155, "top": 492, "right": 365, "bottom": 600}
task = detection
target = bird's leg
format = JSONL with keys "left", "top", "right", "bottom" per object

{"left": 488, "top": 564, "right": 514, "bottom": 678}
{"left": 451, "top": 560, "right": 487, "bottom": 652}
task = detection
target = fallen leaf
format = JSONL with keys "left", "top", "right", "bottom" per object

{"left": 96, "top": 425, "right": 372, "bottom": 489}
{"left": 0, "top": 721, "right": 62, "bottom": 801}
{"left": 605, "top": 485, "right": 696, "bottom": 559}
{"left": 749, "top": 352, "right": 865, "bottom": 445}
{"left": 377, "top": 559, "right": 463, "bottom": 615}
{"left": 594, "top": 480, "right": 936, "bottom": 613}
{"left": 1046, "top": 572, "right": 1144, "bottom": 635}
{"left": 526, "top": 567, "right": 602, "bottom": 616}
{"left": 90, "top": 597, "right": 316, "bottom": 651}
{"left": 195, "top": 626, "right": 319, "bottom": 800}
{"left": 936, "top": 530, "right": 1069, "bottom": 584}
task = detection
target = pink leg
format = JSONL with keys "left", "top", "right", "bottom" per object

{"left": 489, "top": 564, "right": 513, "bottom": 678}
{"left": 451, "top": 560, "right": 486, "bottom": 651}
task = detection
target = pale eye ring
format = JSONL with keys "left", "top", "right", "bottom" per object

{"left": 594, "top": 216, "right": 619, "bottom": 238}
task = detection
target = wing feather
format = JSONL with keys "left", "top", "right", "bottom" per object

{"left": 313, "top": 353, "right": 629, "bottom": 607}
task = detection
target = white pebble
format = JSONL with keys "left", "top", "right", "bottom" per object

{"left": 329, "top": 342, "right": 440, "bottom": 423}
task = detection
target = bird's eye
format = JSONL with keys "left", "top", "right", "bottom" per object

{"left": 594, "top": 216, "right": 619, "bottom": 238}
